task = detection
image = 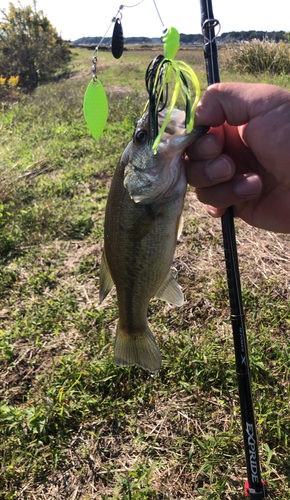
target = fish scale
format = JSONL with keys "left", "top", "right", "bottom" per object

{"left": 99, "top": 107, "right": 208, "bottom": 372}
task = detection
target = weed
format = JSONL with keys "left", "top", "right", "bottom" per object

{"left": 226, "top": 38, "right": 290, "bottom": 75}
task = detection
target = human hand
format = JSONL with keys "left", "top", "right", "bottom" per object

{"left": 186, "top": 82, "right": 290, "bottom": 233}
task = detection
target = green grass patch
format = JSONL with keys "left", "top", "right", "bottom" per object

{"left": 0, "top": 47, "right": 290, "bottom": 499}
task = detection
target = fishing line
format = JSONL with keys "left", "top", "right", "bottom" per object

{"left": 121, "top": 0, "right": 145, "bottom": 7}
{"left": 205, "top": 0, "right": 215, "bottom": 82}
{"left": 202, "top": 17, "right": 220, "bottom": 84}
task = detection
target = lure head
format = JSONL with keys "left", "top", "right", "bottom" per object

{"left": 162, "top": 27, "right": 180, "bottom": 60}
{"left": 145, "top": 26, "right": 201, "bottom": 154}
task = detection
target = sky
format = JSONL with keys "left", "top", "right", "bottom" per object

{"left": 1, "top": 0, "right": 289, "bottom": 42}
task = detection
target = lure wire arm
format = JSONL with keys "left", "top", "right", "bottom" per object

{"left": 91, "top": 0, "right": 144, "bottom": 75}
{"left": 199, "top": 0, "right": 268, "bottom": 498}
{"left": 91, "top": 16, "right": 116, "bottom": 80}
{"left": 152, "top": 0, "right": 165, "bottom": 27}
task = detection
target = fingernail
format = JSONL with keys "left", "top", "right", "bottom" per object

{"left": 195, "top": 135, "right": 219, "bottom": 158}
{"left": 205, "top": 157, "right": 231, "bottom": 180}
{"left": 235, "top": 175, "right": 262, "bottom": 198}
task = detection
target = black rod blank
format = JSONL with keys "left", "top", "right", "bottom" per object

{"left": 222, "top": 209, "right": 266, "bottom": 498}
{"left": 199, "top": 1, "right": 267, "bottom": 497}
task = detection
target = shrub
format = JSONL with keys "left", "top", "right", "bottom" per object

{"left": 0, "top": 73, "right": 19, "bottom": 100}
{"left": 0, "top": 1, "right": 71, "bottom": 90}
{"left": 226, "top": 38, "right": 290, "bottom": 75}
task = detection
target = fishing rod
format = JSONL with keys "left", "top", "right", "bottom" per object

{"left": 199, "top": 1, "right": 268, "bottom": 498}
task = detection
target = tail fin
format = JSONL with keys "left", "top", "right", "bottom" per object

{"left": 114, "top": 323, "right": 161, "bottom": 373}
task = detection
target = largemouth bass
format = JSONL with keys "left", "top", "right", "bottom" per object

{"left": 99, "top": 107, "right": 208, "bottom": 372}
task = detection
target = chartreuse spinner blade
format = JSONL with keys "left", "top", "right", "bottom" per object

{"left": 83, "top": 4, "right": 125, "bottom": 140}
{"left": 83, "top": 43, "right": 108, "bottom": 141}
{"left": 83, "top": 78, "right": 108, "bottom": 141}
{"left": 150, "top": 27, "right": 201, "bottom": 153}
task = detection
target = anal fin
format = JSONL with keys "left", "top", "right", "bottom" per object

{"left": 155, "top": 271, "right": 184, "bottom": 307}
{"left": 99, "top": 251, "right": 114, "bottom": 303}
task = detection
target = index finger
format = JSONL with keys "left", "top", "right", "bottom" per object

{"left": 194, "top": 82, "right": 290, "bottom": 127}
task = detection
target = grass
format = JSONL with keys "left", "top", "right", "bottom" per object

{"left": 0, "top": 46, "right": 290, "bottom": 499}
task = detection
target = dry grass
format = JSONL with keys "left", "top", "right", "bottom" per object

{"left": 225, "top": 38, "right": 290, "bottom": 75}
{"left": 2, "top": 191, "right": 290, "bottom": 499}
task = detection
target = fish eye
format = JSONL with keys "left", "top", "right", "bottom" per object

{"left": 134, "top": 129, "right": 147, "bottom": 144}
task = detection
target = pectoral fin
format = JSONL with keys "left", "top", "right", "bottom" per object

{"left": 99, "top": 251, "right": 114, "bottom": 303}
{"left": 155, "top": 272, "right": 184, "bottom": 307}
{"left": 129, "top": 205, "right": 160, "bottom": 241}
{"left": 177, "top": 215, "right": 183, "bottom": 240}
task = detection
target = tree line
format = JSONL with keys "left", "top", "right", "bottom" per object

{"left": 74, "top": 31, "right": 289, "bottom": 46}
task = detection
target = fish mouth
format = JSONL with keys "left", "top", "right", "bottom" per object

{"left": 124, "top": 162, "right": 183, "bottom": 204}
{"left": 124, "top": 165, "right": 153, "bottom": 201}
{"left": 123, "top": 107, "right": 208, "bottom": 204}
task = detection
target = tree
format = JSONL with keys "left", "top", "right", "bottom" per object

{"left": 0, "top": 2, "right": 71, "bottom": 90}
